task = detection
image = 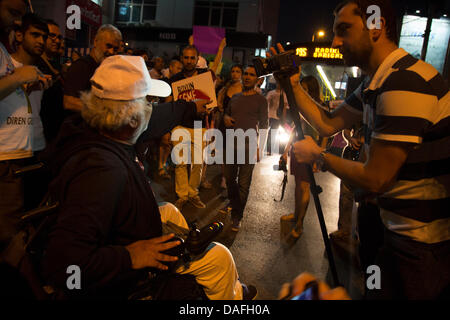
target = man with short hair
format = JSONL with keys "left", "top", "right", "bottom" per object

{"left": 63, "top": 24, "right": 122, "bottom": 112}
{"left": 167, "top": 45, "right": 212, "bottom": 210}
{"left": 162, "top": 59, "right": 182, "bottom": 81}
{"left": 35, "top": 19, "right": 65, "bottom": 143}
{"left": 0, "top": 0, "right": 51, "bottom": 250}
{"left": 41, "top": 55, "right": 256, "bottom": 300}
{"left": 271, "top": 0, "right": 449, "bottom": 299}
{"left": 12, "top": 13, "right": 50, "bottom": 154}
{"left": 222, "top": 66, "right": 268, "bottom": 231}
{"left": 149, "top": 56, "right": 164, "bottom": 79}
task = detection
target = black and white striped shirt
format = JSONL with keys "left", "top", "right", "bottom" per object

{"left": 343, "top": 48, "right": 449, "bottom": 244}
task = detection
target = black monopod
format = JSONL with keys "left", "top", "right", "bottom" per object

{"left": 275, "top": 71, "right": 340, "bottom": 287}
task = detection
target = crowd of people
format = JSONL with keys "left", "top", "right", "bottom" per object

{"left": 0, "top": 0, "right": 448, "bottom": 301}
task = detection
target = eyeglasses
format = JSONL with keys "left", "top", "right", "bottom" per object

{"left": 48, "top": 33, "right": 63, "bottom": 40}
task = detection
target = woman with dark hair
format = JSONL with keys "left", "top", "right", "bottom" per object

{"left": 280, "top": 75, "right": 327, "bottom": 240}
{"left": 217, "top": 64, "right": 244, "bottom": 113}
{"left": 216, "top": 64, "right": 244, "bottom": 190}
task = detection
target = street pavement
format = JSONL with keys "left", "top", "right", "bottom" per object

{"left": 151, "top": 154, "right": 365, "bottom": 299}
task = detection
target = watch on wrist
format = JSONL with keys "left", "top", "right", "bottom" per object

{"left": 316, "top": 149, "right": 329, "bottom": 172}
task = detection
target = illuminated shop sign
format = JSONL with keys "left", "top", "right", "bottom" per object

{"left": 295, "top": 47, "right": 343, "bottom": 60}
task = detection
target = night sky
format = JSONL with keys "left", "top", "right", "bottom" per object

{"left": 276, "top": 0, "right": 448, "bottom": 45}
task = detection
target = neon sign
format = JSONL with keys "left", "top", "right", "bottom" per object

{"left": 295, "top": 47, "right": 343, "bottom": 60}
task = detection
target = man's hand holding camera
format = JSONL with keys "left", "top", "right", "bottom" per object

{"left": 125, "top": 233, "right": 181, "bottom": 271}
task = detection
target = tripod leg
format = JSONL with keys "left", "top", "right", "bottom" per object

{"left": 278, "top": 74, "right": 341, "bottom": 287}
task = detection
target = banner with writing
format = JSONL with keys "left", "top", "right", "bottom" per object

{"left": 171, "top": 72, "right": 217, "bottom": 110}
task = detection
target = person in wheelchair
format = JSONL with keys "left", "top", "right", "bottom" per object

{"left": 39, "top": 55, "right": 256, "bottom": 300}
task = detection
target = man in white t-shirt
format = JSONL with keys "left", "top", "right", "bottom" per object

{"left": 0, "top": 2, "right": 51, "bottom": 250}
{"left": 12, "top": 13, "right": 51, "bottom": 153}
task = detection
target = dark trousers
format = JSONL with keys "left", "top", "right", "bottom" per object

{"left": 367, "top": 229, "right": 450, "bottom": 300}
{"left": 224, "top": 162, "right": 255, "bottom": 222}
{"left": 0, "top": 156, "right": 49, "bottom": 251}
{"left": 0, "top": 158, "right": 28, "bottom": 251}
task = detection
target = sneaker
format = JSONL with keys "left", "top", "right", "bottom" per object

{"left": 231, "top": 218, "right": 241, "bottom": 232}
{"left": 242, "top": 283, "right": 258, "bottom": 300}
{"left": 219, "top": 205, "right": 232, "bottom": 215}
{"left": 174, "top": 198, "right": 187, "bottom": 210}
{"left": 189, "top": 196, "right": 206, "bottom": 209}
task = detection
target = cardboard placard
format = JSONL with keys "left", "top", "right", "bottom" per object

{"left": 171, "top": 72, "right": 217, "bottom": 110}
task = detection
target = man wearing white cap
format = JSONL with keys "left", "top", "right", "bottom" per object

{"left": 40, "top": 55, "right": 256, "bottom": 300}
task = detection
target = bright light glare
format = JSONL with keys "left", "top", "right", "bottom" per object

{"left": 316, "top": 65, "right": 336, "bottom": 99}
{"left": 352, "top": 66, "right": 358, "bottom": 78}
{"left": 277, "top": 126, "right": 290, "bottom": 144}
{"left": 318, "top": 31, "right": 325, "bottom": 37}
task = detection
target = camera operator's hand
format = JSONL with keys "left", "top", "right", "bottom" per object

{"left": 268, "top": 43, "right": 301, "bottom": 89}
{"left": 125, "top": 234, "right": 181, "bottom": 271}
{"left": 292, "top": 135, "right": 323, "bottom": 165}
{"left": 223, "top": 114, "right": 235, "bottom": 128}
{"left": 194, "top": 99, "right": 212, "bottom": 117}
{"left": 278, "top": 272, "right": 350, "bottom": 300}
{"left": 349, "top": 137, "right": 362, "bottom": 150}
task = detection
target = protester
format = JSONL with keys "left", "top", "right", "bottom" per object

{"left": 222, "top": 65, "right": 268, "bottom": 231}
{"left": 63, "top": 24, "right": 122, "bottom": 112}
{"left": 166, "top": 45, "right": 212, "bottom": 211}
{"left": 216, "top": 64, "right": 243, "bottom": 204}
{"left": 0, "top": 0, "right": 52, "bottom": 251}
{"left": 36, "top": 19, "right": 65, "bottom": 143}
{"left": 12, "top": 13, "right": 51, "bottom": 154}
{"left": 40, "top": 55, "right": 257, "bottom": 300}
{"left": 270, "top": 0, "right": 449, "bottom": 299}
{"left": 265, "top": 82, "right": 288, "bottom": 155}
{"left": 279, "top": 76, "right": 326, "bottom": 240}
{"left": 161, "top": 59, "right": 182, "bottom": 81}
{"left": 149, "top": 56, "right": 164, "bottom": 80}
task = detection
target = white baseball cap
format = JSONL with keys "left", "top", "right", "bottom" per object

{"left": 90, "top": 55, "right": 171, "bottom": 100}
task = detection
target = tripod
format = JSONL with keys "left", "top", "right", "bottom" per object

{"left": 277, "top": 72, "right": 340, "bottom": 287}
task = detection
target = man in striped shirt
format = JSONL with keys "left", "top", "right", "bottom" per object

{"left": 271, "top": 0, "right": 449, "bottom": 299}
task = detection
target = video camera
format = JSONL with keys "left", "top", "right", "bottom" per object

{"left": 162, "top": 221, "right": 224, "bottom": 271}
{"left": 253, "top": 50, "right": 302, "bottom": 77}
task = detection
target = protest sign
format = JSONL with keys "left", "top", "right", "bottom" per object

{"left": 171, "top": 72, "right": 218, "bottom": 110}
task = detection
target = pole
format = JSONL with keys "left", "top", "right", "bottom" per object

{"left": 277, "top": 73, "right": 340, "bottom": 287}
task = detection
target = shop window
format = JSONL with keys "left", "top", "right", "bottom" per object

{"left": 194, "top": 1, "right": 238, "bottom": 30}
{"left": 116, "top": 0, "right": 157, "bottom": 24}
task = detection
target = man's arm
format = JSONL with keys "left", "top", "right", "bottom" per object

{"left": 290, "top": 81, "right": 361, "bottom": 137}
{"left": 0, "top": 65, "right": 40, "bottom": 100}
{"left": 63, "top": 59, "right": 92, "bottom": 110}
{"left": 293, "top": 136, "right": 412, "bottom": 194}
{"left": 210, "top": 38, "right": 226, "bottom": 75}
{"left": 63, "top": 95, "right": 83, "bottom": 111}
